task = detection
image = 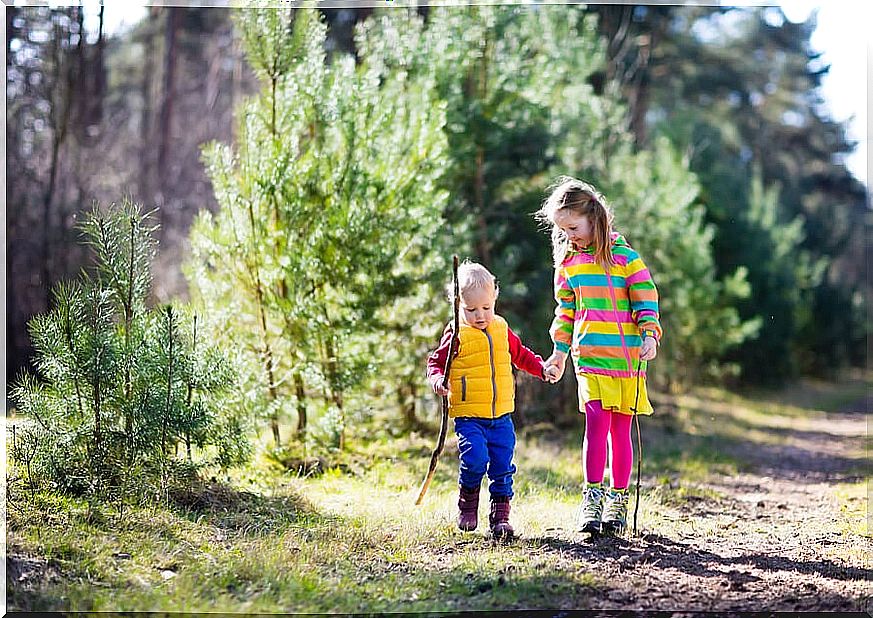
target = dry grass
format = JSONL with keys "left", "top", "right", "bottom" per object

{"left": 6, "top": 378, "right": 869, "bottom": 612}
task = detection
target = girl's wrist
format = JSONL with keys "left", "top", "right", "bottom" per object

{"left": 552, "top": 345, "right": 569, "bottom": 358}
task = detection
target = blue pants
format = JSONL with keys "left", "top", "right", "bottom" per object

{"left": 454, "top": 414, "right": 517, "bottom": 498}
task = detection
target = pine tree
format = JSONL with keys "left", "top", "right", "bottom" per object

{"left": 644, "top": 7, "right": 868, "bottom": 382}
{"left": 186, "top": 5, "right": 450, "bottom": 450}
{"left": 367, "top": 5, "right": 754, "bottom": 392}
{"left": 10, "top": 200, "right": 245, "bottom": 503}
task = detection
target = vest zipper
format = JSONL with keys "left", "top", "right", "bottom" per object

{"left": 483, "top": 328, "right": 497, "bottom": 418}
{"left": 605, "top": 269, "right": 633, "bottom": 374}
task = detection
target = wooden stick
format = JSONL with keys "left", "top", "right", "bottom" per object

{"left": 415, "top": 255, "right": 460, "bottom": 505}
{"left": 632, "top": 358, "right": 646, "bottom": 536}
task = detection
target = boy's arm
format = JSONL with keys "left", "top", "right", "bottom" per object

{"left": 507, "top": 326, "right": 546, "bottom": 380}
{"left": 625, "top": 249, "right": 663, "bottom": 343}
{"left": 425, "top": 324, "right": 455, "bottom": 391}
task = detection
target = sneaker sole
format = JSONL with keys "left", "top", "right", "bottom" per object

{"left": 579, "top": 521, "right": 602, "bottom": 536}
{"left": 601, "top": 521, "right": 626, "bottom": 537}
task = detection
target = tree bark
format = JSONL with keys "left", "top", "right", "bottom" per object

{"left": 41, "top": 11, "right": 75, "bottom": 307}
{"left": 294, "top": 371, "right": 307, "bottom": 437}
{"left": 158, "top": 7, "right": 179, "bottom": 180}
{"left": 140, "top": 7, "right": 159, "bottom": 196}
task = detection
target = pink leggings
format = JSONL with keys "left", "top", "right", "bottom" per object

{"left": 583, "top": 400, "right": 633, "bottom": 489}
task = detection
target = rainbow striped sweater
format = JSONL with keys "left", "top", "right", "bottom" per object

{"left": 550, "top": 232, "right": 662, "bottom": 378}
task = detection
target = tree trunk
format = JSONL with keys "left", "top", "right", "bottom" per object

{"left": 323, "top": 335, "right": 345, "bottom": 450}
{"left": 141, "top": 7, "right": 158, "bottom": 196}
{"left": 472, "top": 37, "right": 492, "bottom": 266}
{"left": 158, "top": 7, "right": 179, "bottom": 181}
{"left": 294, "top": 371, "right": 307, "bottom": 437}
{"left": 474, "top": 146, "right": 492, "bottom": 266}
{"left": 88, "top": 1, "right": 106, "bottom": 128}
{"left": 398, "top": 381, "right": 418, "bottom": 430}
{"left": 41, "top": 41, "right": 71, "bottom": 306}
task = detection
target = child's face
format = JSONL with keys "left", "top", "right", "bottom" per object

{"left": 553, "top": 209, "right": 593, "bottom": 249}
{"left": 460, "top": 286, "right": 496, "bottom": 330}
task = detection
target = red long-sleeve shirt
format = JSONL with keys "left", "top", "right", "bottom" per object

{"left": 426, "top": 321, "right": 546, "bottom": 391}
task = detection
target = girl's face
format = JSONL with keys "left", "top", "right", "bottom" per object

{"left": 460, "top": 285, "right": 496, "bottom": 330}
{"left": 553, "top": 209, "right": 593, "bottom": 250}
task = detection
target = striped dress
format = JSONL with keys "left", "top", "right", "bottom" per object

{"left": 550, "top": 232, "right": 662, "bottom": 414}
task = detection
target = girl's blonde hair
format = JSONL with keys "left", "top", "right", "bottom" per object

{"left": 447, "top": 260, "right": 499, "bottom": 303}
{"left": 534, "top": 176, "right": 615, "bottom": 268}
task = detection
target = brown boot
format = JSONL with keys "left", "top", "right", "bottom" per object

{"left": 457, "top": 485, "right": 480, "bottom": 531}
{"left": 489, "top": 495, "right": 514, "bottom": 539}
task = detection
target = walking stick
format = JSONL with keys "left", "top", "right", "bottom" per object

{"left": 415, "top": 255, "right": 460, "bottom": 505}
{"left": 631, "top": 357, "right": 646, "bottom": 536}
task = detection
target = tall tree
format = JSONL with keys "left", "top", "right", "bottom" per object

{"left": 7, "top": 7, "right": 88, "bottom": 379}
{"left": 6, "top": 6, "right": 260, "bottom": 382}
{"left": 186, "top": 6, "right": 450, "bottom": 449}
{"left": 157, "top": 7, "right": 179, "bottom": 181}
{"left": 359, "top": 5, "right": 754, "bottom": 401}
{"left": 644, "top": 7, "right": 868, "bottom": 381}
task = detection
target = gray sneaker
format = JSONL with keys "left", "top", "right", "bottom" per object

{"left": 576, "top": 483, "right": 605, "bottom": 535}
{"left": 602, "top": 487, "right": 629, "bottom": 536}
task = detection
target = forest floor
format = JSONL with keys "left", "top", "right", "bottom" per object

{"left": 6, "top": 372, "right": 871, "bottom": 614}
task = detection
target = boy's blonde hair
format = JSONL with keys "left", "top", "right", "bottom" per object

{"left": 447, "top": 260, "right": 499, "bottom": 303}
{"left": 534, "top": 176, "right": 615, "bottom": 268}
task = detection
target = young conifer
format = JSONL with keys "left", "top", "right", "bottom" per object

{"left": 10, "top": 200, "right": 247, "bottom": 504}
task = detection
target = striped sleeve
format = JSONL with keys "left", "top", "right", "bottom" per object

{"left": 549, "top": 267, "right": 575, "bottom": 355}
{"left": 625, "top": 249, "right": 663, "bottom": 341}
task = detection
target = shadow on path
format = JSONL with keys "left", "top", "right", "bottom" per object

{"left": 528, "top": 532, "right": 873, "bottom": 584}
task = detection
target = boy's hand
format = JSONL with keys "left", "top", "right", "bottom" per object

{"left": 433, "top": 382, "right": 449, "bottom": 397}
{"left": 543, "top": 365, "right": 561, "bottom": 383}
{"left": 543, "top": 352, "right": 566, "bottom": 383}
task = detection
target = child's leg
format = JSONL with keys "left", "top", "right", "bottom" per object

{"left": 454, "top": 418, "right": 489, "bottom": 489}
{"left": 583, "top": 400, "right": 611, "bottom": 484}
{"left": 484, "top": 415, "right": 517, "bottom": 498}
{"left": 454, "top": 418, "right": 489, "bottom": 531}
{"left": 607, "top": 411, "right": 634, "bottom": 489}
{"left": 484, "top": 415, "right": 516, "bottom": 537}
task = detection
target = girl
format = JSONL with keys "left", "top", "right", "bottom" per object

{"left": 537, "top": 177, "right": 661, "bottom": 537}
{"left": 426, "top": 261, "right": 548, "bottom": 539}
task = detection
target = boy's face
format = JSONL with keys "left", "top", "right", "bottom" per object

{"left": 460, "top": 286, "right": 496, "bottom": 330}
{"left": 553, "top": 208, "right": 593, "bottom": 250}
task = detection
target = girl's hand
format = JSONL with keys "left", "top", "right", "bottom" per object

{"left": 640, "top": 337, "right": 658, "bottom": 361}
{"left": 543, "top": 352, "right": 566, "bottom": 383}
{"left": 543, "top": 365, "right": 562, "bottom": 383}
{"left": 433, "top": 382, "right": 449, "bottom": 397}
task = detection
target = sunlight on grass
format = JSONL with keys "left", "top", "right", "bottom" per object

{"left": 7, "top": 382, "right": 869, "bottom": 612}
{"left": 833, "top": 480, "right": 870, "bottom": 538}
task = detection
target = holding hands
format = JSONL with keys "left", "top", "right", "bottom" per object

{"left": 543, "top": 352, "right": 566, "bottom": 383}
{"left": 542, "top": 336, "right": 656, "bottom": 383}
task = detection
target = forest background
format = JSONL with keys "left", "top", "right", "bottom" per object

{"left": 4, "top": 2, "right": 870, "bottom": 612}
{"left": 7, "top": 1, "right": 868, "bottom": 427}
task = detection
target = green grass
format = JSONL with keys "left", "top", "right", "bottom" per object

{"left": 6, "top": 381, "right": 869, "bottom": 612}
{"left": 7, "top": 480, "right": 600, "bottom": 612}
{"left": 833, "top": 480, "right": 871, "bottom": 538}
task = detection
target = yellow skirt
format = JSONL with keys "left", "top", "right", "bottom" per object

{"left": 576, "top": 372, "right": 653, "bottom": 416}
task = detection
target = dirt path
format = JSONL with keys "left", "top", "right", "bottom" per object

{"left": 525, "top": 399, "right": 871, "bottom": 612}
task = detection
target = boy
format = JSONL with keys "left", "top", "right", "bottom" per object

{"left": 426, "top": 261, "right": 548, "bottom": 538}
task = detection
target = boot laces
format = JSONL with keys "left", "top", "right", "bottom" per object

{"left": 603, "top": 488, "right": 629, "bottom": 522}
{"left": 581, "top": 485, "right": 605, "bottom": 520}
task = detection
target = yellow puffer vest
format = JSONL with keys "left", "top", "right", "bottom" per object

{"left": 448, "top": 316, "right": 515, "bottom": 419}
